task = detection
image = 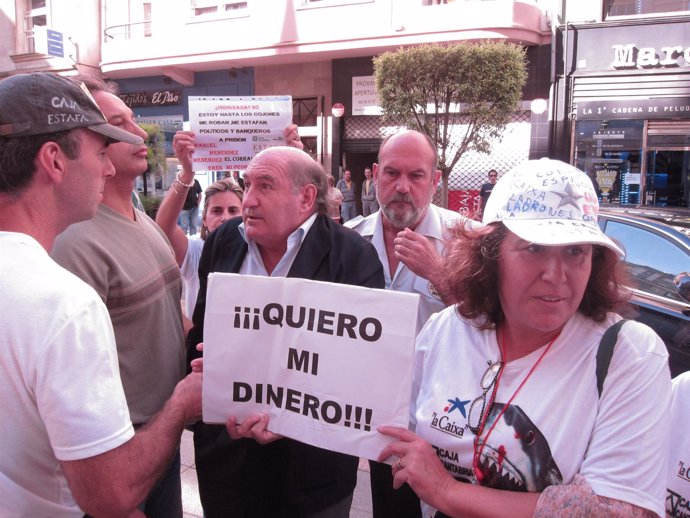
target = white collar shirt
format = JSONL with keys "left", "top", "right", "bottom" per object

{"left": 345, "top": 205, "right": 470, "bottom": 333}
{"left": 238, "top": 213, "right": 318, "bottom": 277}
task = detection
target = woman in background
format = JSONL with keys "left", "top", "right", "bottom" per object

{"left": 156, "top": 170, "right": 243, "bottom": 321}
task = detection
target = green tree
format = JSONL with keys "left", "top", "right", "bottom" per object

{"left": 374, "top": 42, "right": 527, "bottom": 207}
{"left": 138, "top": 123, "right": 166, "bottom": 197}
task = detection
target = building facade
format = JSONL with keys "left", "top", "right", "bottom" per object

{"left": 0, "top": 0, "right": 102, "bottom": 76}
{"left": 1, "top": 0, "right": 554, "bottom": 210}
{"left": 553, "top": 1, "right": 690, "bottom": 208}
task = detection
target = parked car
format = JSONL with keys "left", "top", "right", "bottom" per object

{"left": 598, "top": 207, "right": 690, "bottom": 377}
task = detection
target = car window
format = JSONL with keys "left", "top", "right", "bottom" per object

{"left": 605, "top": 220, "right": 689, "bottom": 302}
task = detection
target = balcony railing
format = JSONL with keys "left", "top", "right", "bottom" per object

{"left": 104, "top": 20, "right": 152, "bottom": 41}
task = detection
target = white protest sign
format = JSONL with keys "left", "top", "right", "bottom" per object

{"left": 203, "top": 273, "right": 419, "bottom": 461}
{"left": 188, "top": 96, "right": 293, "bottom": 171}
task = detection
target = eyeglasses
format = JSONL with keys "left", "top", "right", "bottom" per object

{"left": 466, "top": 359, "right": 503, "bottom": 435}
{"left": 469, "top": 359, "right": 503, "bottom": 485}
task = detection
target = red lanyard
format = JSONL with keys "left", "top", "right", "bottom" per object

{"left": 472, "top": 327, "right": 559, "bottom": 484}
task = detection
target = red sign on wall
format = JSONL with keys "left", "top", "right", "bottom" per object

{"left": 448, "top": 189, "right": 480, "bottom": 218}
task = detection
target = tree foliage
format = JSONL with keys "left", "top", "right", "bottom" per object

{"left": 139, "top": 123, "right": 166, "bottom": 174}
{"left": 138, "top": 123, "right": 167, "bottom": 196}
{"left": 374, "top": 42, "right": 527, "bottom": 207}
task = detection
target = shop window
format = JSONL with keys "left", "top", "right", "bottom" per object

{"left": 573, "top": 120, "right": 643, "bottom": 205}
{"left": 604, "top": 0, "right": 690, "bottom": 18}
{"left": 645, "top": 150, "right": 688, "bottom": 207}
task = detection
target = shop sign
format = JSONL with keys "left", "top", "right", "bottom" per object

{"left": 577, "top": 98, "right": 690, "bottom": 120}
{"left": 612, "top": 44, "right": 690, "bottom": 69}
{"left": 136, "top": 115, "right": 184, "bottom": 132}
{"left": 352, "top": 76, "right": 382, "bottom": 116}
{"left": 574, "top": 22, "right": 690, "bottom": 72}
{"left": 119, "top": 89, "right": 182, "bottom": 108}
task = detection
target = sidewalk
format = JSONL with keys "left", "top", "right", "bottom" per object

{"left": 180, "top": 430, "right": 373, "bottom": 518}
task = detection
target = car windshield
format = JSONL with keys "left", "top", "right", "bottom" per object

{"left": 605, "top": 220, "right": 688, "bottom": 302}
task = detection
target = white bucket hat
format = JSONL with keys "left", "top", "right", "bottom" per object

{"left": 482, "top": 158, "right": 624, "bottom": 258}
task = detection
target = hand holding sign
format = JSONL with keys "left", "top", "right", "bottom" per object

{"left": 377, "top": 426, "right": 456, "bottom": 504}
{"left": 283, "top": 124, "right": 304, "bottom": 151}
{"left": 173, "top": 131, "right": 196, "bottom": 173}
{"left": 227, "top": 414, "right": 282, "bottom": 445}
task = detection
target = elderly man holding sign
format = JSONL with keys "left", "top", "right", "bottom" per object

{"left": 188, "top": 146, "right": 389, "bottom": 517}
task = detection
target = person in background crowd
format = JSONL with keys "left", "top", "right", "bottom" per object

{"left": 178, "top": 176, "right": 202, "bottom": 235}
{"left": 327, "top": 174, "right": 344, "bottom": 223}
{"left": 361, "top": 166, "right": 379, "bottom": 216}
{"left": 477, "top": 168, "right": 498, "bottom": 218}
{"left": 0, "top": 71, "right": 201, "bottom": 518}
{"left": 232, "top": 170, "right": 245, "bottom": 190}
{"left": 336, "top": 168, "right": 357, "bottom": 222}
{"left": 379, "top": 158, "right": 671, "bottom": 518}
{"left": 51, "top": 75, "right": 188, "bottom": 518}
{"left": 346, "top": 129, "right": 476, "bottom": 518}
{"left": 187, "top": 146, "right": 384, "bottom": 518}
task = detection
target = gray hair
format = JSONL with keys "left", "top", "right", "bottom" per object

{"left": 254, "top": 146, "right": 328, "bottom": 215}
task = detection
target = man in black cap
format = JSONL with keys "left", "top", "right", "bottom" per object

{"left": 0, "top": 72, "right": 201, "bottom": 518}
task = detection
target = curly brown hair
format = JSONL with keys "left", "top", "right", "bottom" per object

{"left": 442, "top": 222, "right": 631, "bottom": 330}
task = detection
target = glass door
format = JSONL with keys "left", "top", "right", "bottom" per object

{"left": 645, "top": 149, "right": 690, "bottom": 207}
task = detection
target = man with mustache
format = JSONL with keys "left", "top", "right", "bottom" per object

{"left": 52, "top": 77, "right": 188, "bottom": 518}
{"left": 346, "top": 129, "right": 476, "bottom": 518}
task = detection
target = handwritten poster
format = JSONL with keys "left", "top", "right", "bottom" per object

{"left": 188, "top": 96, "right": 293, "bottom": 171}
{"left": 202, "top": 273, "right": 419, "bottom": 461}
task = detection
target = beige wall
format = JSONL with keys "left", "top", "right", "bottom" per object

{"left": 100, "top": 1, "right": 550, "bottom": 79}
{"left": 254, "top": 61, "right": 331, "bottom": 111}
{"left": 254, "top": 61, "right": 334, "bottom": 174}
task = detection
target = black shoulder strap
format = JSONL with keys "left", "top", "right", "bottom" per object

{"left": 596, "top": 320, "right": 628, "bottom": 398}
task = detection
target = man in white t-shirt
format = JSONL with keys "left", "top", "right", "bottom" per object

{"left": 0, "top": 72, "right": 201, "bottom": 518}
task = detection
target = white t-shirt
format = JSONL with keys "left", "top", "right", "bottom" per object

{"left": 0, "top": 233, "right": 134, "bottom": 517}
{"left": 413, "top": 308, "right": 671, "bottom": 517}
{"left": 181, "top": 235, "right": 204, "bottom": 318}
{"left": 666, "top": 372, "right": 690, "bottom": 517}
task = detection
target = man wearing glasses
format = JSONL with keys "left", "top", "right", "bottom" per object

{"left": 477, "top": 169, "right": 498, "bottom": 218}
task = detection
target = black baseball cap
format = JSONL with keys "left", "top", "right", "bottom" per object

{"left": 0, "top": 73, "right": 143, "bottom": 145}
